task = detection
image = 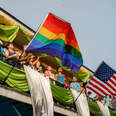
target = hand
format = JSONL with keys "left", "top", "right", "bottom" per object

{"left": 17, "top": 52, "right": 21, "bottom": 56}
{"left": 37, "top": 56, "right": 40, "bottom": 60}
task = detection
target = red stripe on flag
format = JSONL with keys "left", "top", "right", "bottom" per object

{"left": 92, "top": 77, "right": 114, "bottom": 94}
{"left": 89, "top": 81, "right": 108, "bottom": 95}
{"left": 109, "top": 78, "right": 116, "bottom": 86}
{"left": 106, "top": 81, "right": 116, "bottom": 92}
{"left": 112, "top": 75, "right": 116, "bottom": 79}
{"left": 86, "top": 85, "right": 104, "bottom": 97}
{"left": 42, "top": 13, "right": 78, "bottom": 49}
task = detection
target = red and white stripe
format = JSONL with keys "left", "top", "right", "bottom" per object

{"left": 86, "top": 73, "right": 116, "bottom": 97}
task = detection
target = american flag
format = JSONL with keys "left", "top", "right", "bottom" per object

{"left": 86, "top": 62, "right": 116, "bottom": 97}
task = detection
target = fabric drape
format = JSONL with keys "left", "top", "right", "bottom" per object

{"left": 0, "top": 24, "right": 31, "bottom": 42}
{"left": 97, "top": 101, "right": 110, "bottom": 116}
{"left": 24, "top": 66, "right": 54, "bottom": 116}
{"left": 71, "top": 88, "right": 90, "bottom": 116}
{"left": 0, "top": 61, "right": 29, "bottom": 92}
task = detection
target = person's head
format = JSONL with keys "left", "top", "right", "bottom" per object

{"left": 88, "top": 91, "right": 92, "bottom": 96}
{"left": 36, "top": 61, "right": 40, "bottom": 67}
{"left": 98, "top": 96, "right": 103, "bottom": 102}
{"left": 80, "top": 82, "right": 84, "bottom": 87}
{"left": 30, "top": 55, "right": 35, "bottom": 59}
{"left": 47, "top": 66, "right": 52, "bottom": 71}
{"left": 44, "top": 70, "right": 49, "bottom": 77}
{"left": 38, "top": 66, "right": 42, "bottom": 72}
{"left": 7, "top": 43, "right": 14, "bottom": 49}
{"left": 73, "top": 76, "right": 77, "bottom": 82}
{"left": 29, "top": 55, "right": 35, "bottom": 64}
{"left": 106, "top": 95, "right": 109, "bottom": 97}
{"left": 58, "top": 67, "right": 63, "bottom": 72}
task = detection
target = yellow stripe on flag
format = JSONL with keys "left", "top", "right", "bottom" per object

{"left": 38, "top": 27, "right": 80, "bottom": 52}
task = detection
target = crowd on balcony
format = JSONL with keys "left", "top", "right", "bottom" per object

{"left": 0, "top": 40, "right": 114, "bottom": 108}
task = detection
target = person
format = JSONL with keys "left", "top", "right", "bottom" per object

{"left": 80, "top": 81, "right": 86, "bottom": 94}
{"left": 97, "top": 96, "right": 110, "bottom": 116}
{"left": 44, "top": 69, "right": 50, "bottom": 78}
{"left": 111, "top": 96, "right": 116, "bottom": 109}
{"left": 29, "top": 55, "right": 36, "bottom": 66}
{"left": 44, "top": 66, "right": 54, "bottom": 79}
{"left": 70, "top": 77, "right": 90, "bottom": 116}
{"left": 29, "top": 55, "right": 42, "bottom": 72}
{"left": 70, "top": 76, "right": 81, "bottom": 91}
{"left": 19, "top": 45, "right": 30, "bottom": 65}
{"left": 3, "top": 43, "right": 22, "bottom": 68}
{"left": 98, "top": 96, "right": 105, "bottom": 104}
{"left": 65, "top": 80, "right": 70, "bottom": 89}
{"left": 31, "top": 56, "right": 41, "bottom": 70}
{"left": 86, "top": 91, "right": 93, "bottom": 100}
{"left": 105, "top": 95, "right": 110, "bottom": 107}
{"left": 93, "top": 94, "right": 99, "bottom": 101}
{"left": 55, "top": 67, "right": 65, "bottom": 86}
{"left": 0, "top": 40, "right": 6, "bottom": 62}
{"left": 38, "top": 65, "right": 43, "bottom": 73}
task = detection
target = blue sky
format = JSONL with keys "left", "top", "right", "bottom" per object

{"left": 0, "top": 0, "right": 116, "bottom": 72}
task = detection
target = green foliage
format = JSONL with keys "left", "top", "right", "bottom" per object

{"left": 88, "top": 100, "right": 102, "bottom": 116}
{"left": 109, "top": 109, "right": 116, "bottom": 116}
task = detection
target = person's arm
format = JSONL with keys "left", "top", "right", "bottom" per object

{"left": 32, "top": 59, "right": 38, "bottom": 66}
{"left": 2, "top": 52, "right": 6, "bottom": 57}
{"left": 54, "top": 74, "right": 58, "bottom": 80}
{"left": 4, "top": 50, "right": 19, "bottom": 59}
{"left": 80, "top": 87, "right": 86, "bottom": 94}
{"left": 32, "top": 56, "right": 40, "bottom": 66}
{"left": 86, "top": 92, "right": 89, "bottom": 97}
{"left": 109, "top": 100, "right": 112, "bottom": 106}
{"left": 29, "top": 59, "right": 34, "bottom": 66}
{"left": 2, "top": 49, "right": 9, "bottom": 58}
{"left": 7, "top": 53, "right": 18, "bottom": 59}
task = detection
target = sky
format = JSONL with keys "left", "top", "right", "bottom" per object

{"left": 0, "top": 0, "right": 116, "bottom": 72}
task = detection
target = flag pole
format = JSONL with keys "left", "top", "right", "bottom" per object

{"left": 82, "top": 64, "right": 94, "bottom": 74}
{"left": 74, "top": 61, "right": 108, "bottom": 103}
{"left": 73, "top": 76, "right": 93, "bottom": 104}
{"left": 73, "top": 88, "right": 85, "bottom": 103}
{"left": 73, "top": 67, "right": 95, "bottom": 104}
{"left": 24, "top": 13, "right": 49, "bottom": 51}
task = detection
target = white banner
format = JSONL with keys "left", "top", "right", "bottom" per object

{"left": 24, "top": 66, "right": 54, "bottom": 116}
{"left": 97, "top": 101, "right": 110, "bottom": 116}
{"left": 71, "top": 88, "right": 90, "bottom": 116}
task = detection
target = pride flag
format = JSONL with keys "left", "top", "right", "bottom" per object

{"left": 26, "top": 13, "right": 83, "bottom": 73}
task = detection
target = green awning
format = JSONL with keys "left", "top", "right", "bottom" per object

{"left": 0, "top": 24, "right": 31, "bottom": 43}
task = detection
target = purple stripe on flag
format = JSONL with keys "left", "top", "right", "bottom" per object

{"left": 26, "top": 46, "right": 63, "bottom": 59}
{"left": 29, "top": 39, "right": 44, "bottom": 48}
{"left": 62, "top": 59, "right": 80, "bottom": 73}
{"left": 26, "top": 46, "right": 80, "bottom": 72}
{"left": 26, "top": 45, "right": 82, "bottom": 66}
{"left": 63, "top": 54, "right": 82, "bottom": 66}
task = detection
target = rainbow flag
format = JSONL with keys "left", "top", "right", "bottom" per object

{"left": 26, "top": 13, "right": 83, "bottom": 73}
